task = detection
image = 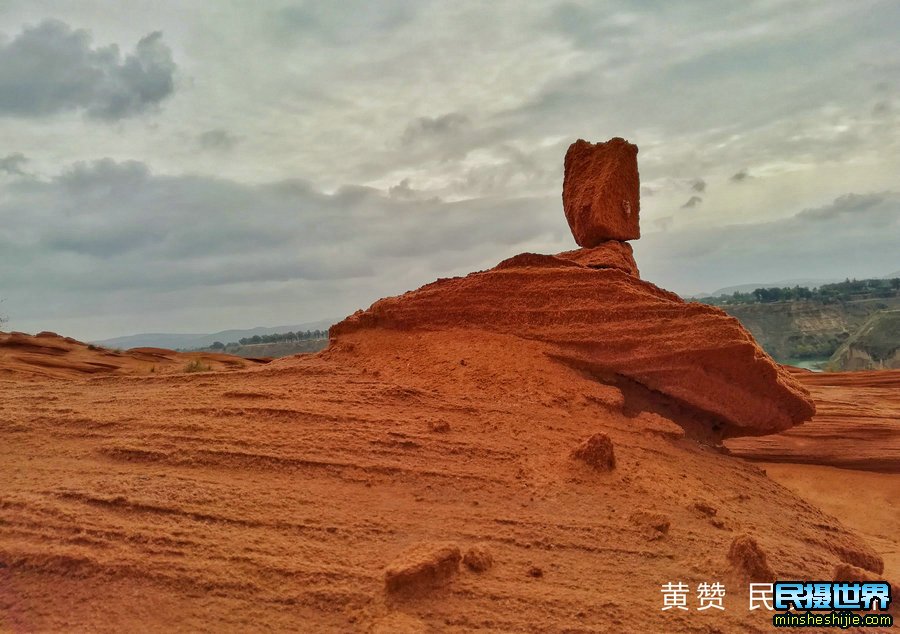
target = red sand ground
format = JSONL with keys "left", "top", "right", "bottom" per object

{"left": 1, "top": 327, "right": 897, "bottom": 632}
{"left": 0, "top": 331, "right": 265, "bottom": 381}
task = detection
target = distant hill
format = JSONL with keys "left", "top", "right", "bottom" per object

{"left": 694, "top": 272, "right": 900, "bottom": 299}
{"left": 93, "top": 319, "right": 336, "bottom": 351}
{"left": 697, "top": 278, "right": 841, "bottom": 298}
{"left": 827, "top": 310, "right": 900, "bottom": 371}
{"left": 210, "top": 339, "right": 329, "bottom": 359}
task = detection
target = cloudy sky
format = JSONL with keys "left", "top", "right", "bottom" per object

{"left": 1, "top": 1, "right": 898, "bottom": 340}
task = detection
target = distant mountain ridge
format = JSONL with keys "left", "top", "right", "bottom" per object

{"left": 692, "top": 278, "right": 842, "bottom": 299}
{"left": 689, "top": 271, "right": 900, "bottom": 299}
{"left": 93, "top": 319, "right": 336, "bottom": 351}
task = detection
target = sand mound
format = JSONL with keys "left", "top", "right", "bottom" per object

{"left": 0, "top": 331, "right": 265, "bottom": 380}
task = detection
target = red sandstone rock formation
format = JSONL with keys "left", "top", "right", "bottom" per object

{"left": 332, "top": 137, "right": 815, "bottom": 435}
{"left": 332, "top": 256, "right": 814, "bottom": 435}
{"left": 563, "top": 138, "right": 640, "bottom": 246}
{"left": 3, "top": 136, "right": 866, "bottom": 632}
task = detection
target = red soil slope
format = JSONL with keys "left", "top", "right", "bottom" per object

{"left": 0, "top": 331, "right": 265, "bottom": 380}
{"left": 759, "top": 463, "right": 900, "bottom": 580}
{"left": 0, "top": 329, "right": 891, "bottom": 632}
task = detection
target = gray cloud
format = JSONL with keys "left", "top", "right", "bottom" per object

{"left": 401, "top": 113, "right": 471, "bottom": 146}
{"left": 691, "top": 178, "right": 706, "bottom": 193}
{"left": 0, "top": 1, "right": 898, "bottom": 338}
{"left": 0, "top": 152, "right": 28, "bottom": 175}
{"left": 0, "top": 19, "right": 175, "bottom": 120}
{"left": 272, "top": 1, "right": 415, "bottom": 46}
{"left": 654, "top": 216, "right": 674, "bottom": 232}
{"left": 730, "top": 169, "right": 751, "bottom": 182}
{"left": 387, "top": 177, "right": 438, "bottom": 201}
{"left": 637, "top": 191, "right": 900, "bottom": 295}
{"left": 795, "top": 192, "right": 886, "bottom": 222}
{"left": 681, "top": 195, "right": 702, "bottom": 208}
{"left": 198, "top": 129, "right": 240, "bottom": 152}
{"left": 0, "top": 159, "right": 565, "bottom": 335}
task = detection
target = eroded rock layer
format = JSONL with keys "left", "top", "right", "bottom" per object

{"left": 555, "top": 240, "right": 639, "bottom": 276}
{"left": 727, "top": 368, "right": 900, "bottom": 471}
{"left": 332, "top": 256, "right": 815, "bottom": 435}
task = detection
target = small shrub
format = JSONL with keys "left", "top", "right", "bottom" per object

{"left": 184, "top": 359, "right": 211, "bottom": 373}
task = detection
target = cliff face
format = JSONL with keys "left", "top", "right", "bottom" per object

{"left": 828, "top": 310, "right": 900, "bottom": 370}
{"left": 723, "top": 297, "right": 900, "bottom": 361}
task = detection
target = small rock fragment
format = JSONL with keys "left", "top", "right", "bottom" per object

{"left": 463, "top": 544, "right": 494, "bottom": 572}
{"left": 428, "top": 420, "right": 450, "bottom": 433}
{"left": 571, "top": 432, "right": 615, "bottom": 471}
{"left": 833, "top": 563, "right": 899, "bottom": 613}
{"left": 629, "top": 510, "right": 670, "bottom": 539}
{"left": 636, "top": 411, "right": 685, "bottom": 440}
{"left": 384, "top": 542, "right": 461, "bottom": 594}
{"left": 727, "top": 534, "right": 775, "bottom": 582}
{"left": 691, "top": 501, "right": 717, "bottom": 517}
{"left": 527, "top": 565, "right": 544, "bottom": 578}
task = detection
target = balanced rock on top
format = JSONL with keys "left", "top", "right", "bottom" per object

{"left": 563, "top": 137, "right": 640, "bottom": 246}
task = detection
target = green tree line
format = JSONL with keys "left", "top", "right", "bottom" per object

{"left": 698, "top": 277, "right": 900, "bottom": 306}
{"left": 207, "top": 329, "right": 328, "bottom": 349}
